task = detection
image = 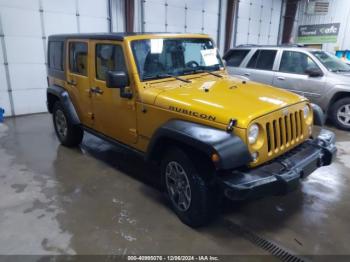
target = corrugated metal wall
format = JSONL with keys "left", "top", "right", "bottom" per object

{"left": 0, "top": 0, "right": 111, "bottom": 117}
{"left": 141, "top": 0, "right": 221, "bottom": 46}
{"left": 111, "top": 0, "right": 125, "bottom": 32}
{"left": 234, "top": 0, "right": 283, "bottom": 46}
{"left": 295, "top": 0, "right": 350, "bottom": 52}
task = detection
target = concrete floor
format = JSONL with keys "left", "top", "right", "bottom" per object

{"left": 0, "top": 113, "right": 349, "bottom": 258}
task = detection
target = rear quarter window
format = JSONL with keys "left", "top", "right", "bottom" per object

{"left": 224, "top": 49, "right": 250, "bottom": 67}
{"left": 48, "top": 41, "right": 64, "bottom": 71}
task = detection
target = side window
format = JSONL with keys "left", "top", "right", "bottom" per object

{"left": 247, "top": 50, "right": 277, "bottom": 70}
{"left": 48, "top": 41, "right": 64, "bottom": 71}
{"left": 247, "top": 50, "right": 259, "bottom": 68}
{"left": 279, "top": 51, "right": 319, "bottom": 74}
{"left": 224, "top": 49, "right": 250, "bottom": 67}
{"left": 69, "top": 42, "right": 88, "bottom": 76}
{"left": 96, "top": 44, "right": 127, "bottom": 81}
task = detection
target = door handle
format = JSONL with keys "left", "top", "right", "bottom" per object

{"left": 244, "top": 73, "right": 250, "bottom": 76}
{"left": 67, "top": 80, "right": 77, "bottom": 86}
{"left": 277, "top": 76, "right": 285, "bottom": 80}
{"left": 90, "top": 87, "right": 104, "bottom": 94}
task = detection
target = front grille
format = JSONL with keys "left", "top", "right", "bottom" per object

{"left": 266, "top": 110, "right": 304, "bottom": 154}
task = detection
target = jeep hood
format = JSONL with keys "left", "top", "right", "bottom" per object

{"left": 146, "top": 75, "right": 306, "bottom": 128}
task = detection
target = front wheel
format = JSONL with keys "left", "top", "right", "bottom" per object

{"left": 53, "top": 101, "right": 84, "bottom": 147}
{"left": 161, "top": 147, "right": 219, "bottom": 227}
{"left": 330, "top": 98, "right": 350, "bottom": 131}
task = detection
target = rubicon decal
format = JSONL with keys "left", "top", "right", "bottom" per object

{"left": 169, "top": 106, "right": 216, "bottom": 121}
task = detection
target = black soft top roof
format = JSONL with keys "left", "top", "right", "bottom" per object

{"left": 48, "top": 32, "right": 201, "bottom": 41}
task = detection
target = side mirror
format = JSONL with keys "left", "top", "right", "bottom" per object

{"left": 106, "top": 71, "right": 129, "bottom": 88}
{"left": 106, "top": 71, "right": 132, "bottom": 99}
{"left": 305, "top": 68, "right": 323, "bottom": 77}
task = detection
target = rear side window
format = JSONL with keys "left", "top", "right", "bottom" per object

{"left": 69, "top": 42, "right": 88, "bottom": 76}
{"left": 224, "top": 49, "right": 250, "bottom": 67}
{"left": 96, "top": 44, "right": 127, "bottom": 81}
{"left": 247, "top": 50, "right": 277, "bottom": 70}
{"left": 48, "top": 41, "right": 64, "bottom": 71}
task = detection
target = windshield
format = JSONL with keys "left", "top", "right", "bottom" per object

{"left": 312, "top": 51, "right": 350, "bottom": 72}
{"left": 131, "top": 38, "right": 224, "bottom": 81}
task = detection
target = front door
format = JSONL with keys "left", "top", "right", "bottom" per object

{"left": 89, "top": 40, "right": 137, "bottom": 145}
{"left": 66, "top": 40, "right": 94, "bottom": 127}
{"left": 273, "top": 50, "right": 326, "bottom": 104}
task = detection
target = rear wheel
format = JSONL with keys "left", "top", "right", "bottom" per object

{"left": 161, "top": 147, "right": 219, "bottom": 227}
{"left": 330, "top": 98, "right": 350, "bottom": 131}
{"left": 53, "top": 101, "right": 83, "bottom": 147}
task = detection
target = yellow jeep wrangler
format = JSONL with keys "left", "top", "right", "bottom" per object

{"left": 47, "top": 33, "right": 336, "bottom": 227}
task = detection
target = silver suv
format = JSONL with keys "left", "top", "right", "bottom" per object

{"left": 224, "top": 45, "right": 350, "bottom": 130}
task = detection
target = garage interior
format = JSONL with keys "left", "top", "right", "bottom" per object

{"left": 1, "top": 0, "right": 350, "bottom": 260}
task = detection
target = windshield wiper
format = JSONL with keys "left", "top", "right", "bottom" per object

{"left": 150, "top": 73, "right": 191, "bottom": 83}
{"left": 202, "top": 70, "right": 223, "bottom": 78}
{"left": 182, "top": 68, "right": 223, "bottom": 78}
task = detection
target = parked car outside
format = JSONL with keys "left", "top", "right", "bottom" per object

{"left": 224, "top": 46, "right": 350, "bottom": 130}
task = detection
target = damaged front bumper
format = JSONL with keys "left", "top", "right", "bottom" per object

{"left": 218, "top": 129, "right": 337, "bottom": 201}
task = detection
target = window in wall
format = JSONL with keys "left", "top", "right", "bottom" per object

{"left": 95, "top": 44, "right": 127, "bottom": 81}
{"left": 48, "top": 41, "right": 64, "bottom": 71}
{"left": 279, "top": 51, "right": 319, "bottom": 74}
{"left": 224, "top": 49, "right": 250, "bottom": 67}
{"left": 247, "top": 50, "right": 277, "bottom": 70}
{"left": 69, "top": 42, "right": 88, "bottom": 76}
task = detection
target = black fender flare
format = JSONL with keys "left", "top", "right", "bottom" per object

{"left": 47, "top": 85, "right": 80, "bottom": 125}
{"left": 146, "top": 120, "right": 252, "bottom": 170}
{"left": 311, "top": 103, "right": 325, "bottom": 126}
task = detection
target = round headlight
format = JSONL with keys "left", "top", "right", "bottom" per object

{"left": 248, "top": 124, "right": 259, "bottom": 144}
{"left": 303, "top": 105, "right": 310, "bottom": 119}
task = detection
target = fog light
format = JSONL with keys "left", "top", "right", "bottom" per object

{"left": 251, "top": 152, "right": 259, "bottom": 162}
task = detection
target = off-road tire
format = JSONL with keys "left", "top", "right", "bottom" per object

{"left": 330, "top": 97, "right": 350, "bottom": 131}
{"left": 161, "top": 147, "right": 219, "bottom": 227}
{"left": 53, "top": 101, "right": 83, "bottom": 147}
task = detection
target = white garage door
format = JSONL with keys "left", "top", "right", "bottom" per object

{"left": 235, "top": 0, "right": 282, "bottom": 46}
{"left": 0, "top": 0, "right": 109, "bottom": 116}
{"left": 142, "top": 0, "right": 220, "bottom": 44}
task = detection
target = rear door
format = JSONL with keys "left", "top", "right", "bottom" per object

{"left": 89, "top": 40, "right": 137, "bottom": 145}
{"left": 66, "top": 40, "right": 94, "bottom": 127}
{"left": 272, "top": 50, "right": 326, "bottom": 103}
{"left": 240, "top": 49, "right": 278, "bottom": 85}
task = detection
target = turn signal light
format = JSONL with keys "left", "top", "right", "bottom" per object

{"left": 211, "top": 153, "right": 220, "bottom": 163}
